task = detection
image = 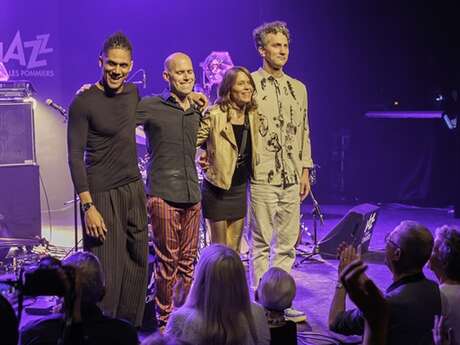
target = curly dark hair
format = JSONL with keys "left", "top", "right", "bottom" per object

{"left": 252, "top": 21, "right": 290, "bottom": 49}
{"left": 100, "top": 32, "right": 133, "bottom": 58}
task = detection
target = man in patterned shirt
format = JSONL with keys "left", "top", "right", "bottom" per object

{"left": 249, "top": 22, "right": 314, "bottom": 311}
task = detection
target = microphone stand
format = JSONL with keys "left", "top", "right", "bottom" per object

{"left": 295, "top": 188, "right": 325, "bottom": 265}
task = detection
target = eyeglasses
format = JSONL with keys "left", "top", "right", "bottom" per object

{"left": 384, "top": 232, "right": 401, "bottom": 249}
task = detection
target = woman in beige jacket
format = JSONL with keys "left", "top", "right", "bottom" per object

{"left": 196, "top": 67, "right": 258, "bottom": 251}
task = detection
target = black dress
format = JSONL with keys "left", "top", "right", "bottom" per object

{"left": 201, "top": 123, "right": 252, "bottom": 221}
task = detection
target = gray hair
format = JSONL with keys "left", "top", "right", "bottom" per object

{"left": 394, "top": 220, "right": 433, "bottom": 272}
{"left": 257, "top": 267, "right": 296, "bottom": 311}
{"left": 63, "top": 251, "right": 105, "bottom": 304}
{"left": 252, "top": 21, "right": 291, "bottom": 49}
{"left": 434, "top": 225, "right": 460, "bottom": 281}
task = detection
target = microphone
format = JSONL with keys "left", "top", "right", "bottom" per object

{"left": 46, "top": 99, "right": 67, "bottom": 116}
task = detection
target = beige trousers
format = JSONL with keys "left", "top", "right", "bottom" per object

{"left": 249, "top": 183, "right": 300, "bottom": 286}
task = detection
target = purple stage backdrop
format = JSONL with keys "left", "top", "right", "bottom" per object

{"left": 1, "top": 0, "right": 459, "bottom": 219}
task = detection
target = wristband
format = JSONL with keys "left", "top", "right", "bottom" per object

{"left": 81, "top": 202, "right": 94, "bottom": 213}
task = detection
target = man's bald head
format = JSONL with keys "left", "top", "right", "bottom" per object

{"left": 163, "top": 52, "right": 192, "bottom": 72}
{"left": 163, "top": 52, "right": 195, "bottom": 98}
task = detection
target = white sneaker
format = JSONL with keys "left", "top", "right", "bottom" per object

{"left": 284, "top": 307, "right": 307, "bottom": 323}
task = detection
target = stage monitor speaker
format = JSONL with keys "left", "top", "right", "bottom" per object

{"left": 0, "top": 165, "right": 41, "bottom": 239}
{"left": 318, "top": 203, "right": 379, "bottom": 259}
{"left": 0, "top": 102, "right": 36, "bottom": 166}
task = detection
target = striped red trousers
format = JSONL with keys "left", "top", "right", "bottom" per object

{"left": 147, "top": 197, "right": 201, "bottom": 325}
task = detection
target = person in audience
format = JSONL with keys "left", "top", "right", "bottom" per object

{"left": 255, "top": 267, "right": 297, "bottom": 345}
{"left": 429, "top": 225, "right": 460, "bottom": 345}
{"left": 196, "top": 66, "right": 258, "bottom": 252}
{"left": 165, "top": 244, "right": 270, "bottom": 345}
{"left": 329, "top": 220, "right": 441, "bottom": 345}
{"left": 20, "top": 252, "right": 138, "bottom": 345}
{"left": 0, "top": 293, "right": 18, "bottom": 345}
{"left": 339, "top": 250, "right": 389, "bottom": 345}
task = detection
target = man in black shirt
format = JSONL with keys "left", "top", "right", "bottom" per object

{"left": 136, "top": 52, "right": 201, "bottom": 326}
{"left": 328, "top": 221, "right": 441, "bottom": 345}
{"left": 67, "top": 32, "right": 148, "bottom": 327}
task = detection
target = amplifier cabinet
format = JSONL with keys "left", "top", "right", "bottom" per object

{"left": 0, "top": 101, "right": 36, "bottom": 166}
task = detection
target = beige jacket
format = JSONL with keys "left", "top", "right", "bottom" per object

{"left": 196, "top": 105, "right": 259, "bottom": 190}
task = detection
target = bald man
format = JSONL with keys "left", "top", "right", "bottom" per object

{"left": 136, "top": 52, "right": 202, "bottom": 326}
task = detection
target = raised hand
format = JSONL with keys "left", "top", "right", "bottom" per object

{"left": 338, "top": 244, "right": 359, "bottom": 276}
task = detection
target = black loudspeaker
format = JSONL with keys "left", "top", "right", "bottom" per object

{"left": 0, "top": 165, "right": 41, "bottom": 239}
{"left": 0, "top": 102, "right": 36, "bottom": 166}
{"left": 318, "top": 204, "right": 379, "bottom": 259}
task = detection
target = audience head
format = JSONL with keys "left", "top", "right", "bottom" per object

{"left": 216, "top": 66, "right": 257, "bottom": 113}
{"left": 185, "top": 244, "right": 257, "bottom": 345}
{"left": 256, "top": 267, "right": 296, "bottom": 311}
{"left": 63, "top": 251, "right": 105, "bottom": 305}
{"left": 429, "top": 225, "right": 460, "bottom": 283}
{"left": 384, "top": 220, "right": 433, "bottom": 276}
{"left": 187, "top": 244, "right": 250, "bottom": 313}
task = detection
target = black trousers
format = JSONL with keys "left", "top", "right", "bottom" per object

{"left": 82, "top": 179, "right": 148, "bottom": 327}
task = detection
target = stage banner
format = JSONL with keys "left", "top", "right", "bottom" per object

{"left": 0, "top": 0, "right": 62, "bottom": 101}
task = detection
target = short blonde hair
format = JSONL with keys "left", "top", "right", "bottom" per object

{"left": 257, "top": 267, "right": 296, "bottom": 311}
{"left": 253, "top": 21, "right": 291, "bottom": 49}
